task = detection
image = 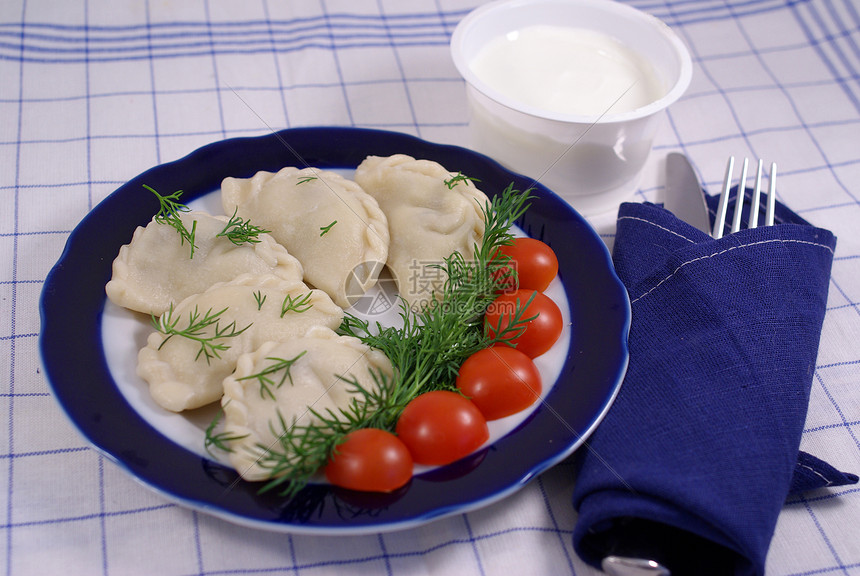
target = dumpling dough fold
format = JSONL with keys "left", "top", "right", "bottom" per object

{"left": 106, "top": 211, "right": 303, "bottom": 317}
{"left": 137, "top": 273, "right": 343, "bottom": 412}
{"left": 221, "top": 167, "right": 389, "bottom": 309}
{"left": 221, "top": 326, "right": 394, "bottom": 482}
{"left": 354, "top": 154, "right": 490, "bottom": 310}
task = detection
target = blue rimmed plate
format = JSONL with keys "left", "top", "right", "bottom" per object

{"left": 39, "top": 127, "right": 629, "bottom": 534}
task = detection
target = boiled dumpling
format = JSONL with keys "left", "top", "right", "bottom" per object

{"left": 354, "top": 154, "right": 490, "bottom": 310}
{"left": 106, "top": 211, "right": 303, "bottom": 317}
{"left": 137, "top": 273, "right": 343, "bottom": 412}
{"left": 221, "top": 167, "right": 389, "bottom": 309}
{"left": 220, "top": 326, "right": 394, "bottom": 482}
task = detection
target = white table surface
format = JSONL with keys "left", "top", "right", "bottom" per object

{"left": 2, "top": 1, "right": 859, "bottom": 574}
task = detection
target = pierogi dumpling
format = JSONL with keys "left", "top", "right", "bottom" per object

{"left": 220, "top": 167, "right": 389, "bottom": 309}
{"left": 354, "top": 154, "right": 489, "bottom": 310}
{"left": 106, "top": 211, "right": 303, "bottom": 317}
{"left": 137, "top": 273, "right": 343, "bottom": 412}
{"left": 220, "top": 326, "right": 394, "bottom": 482}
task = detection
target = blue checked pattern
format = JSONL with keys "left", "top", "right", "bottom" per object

{"left": 2, "top": 0, "right": 859, "bottom": 574}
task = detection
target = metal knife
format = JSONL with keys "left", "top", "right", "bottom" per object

{"left": 664, "top": 153, "right": 711, "bottom": 233}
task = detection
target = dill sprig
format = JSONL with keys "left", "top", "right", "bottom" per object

{"left": 239, "top": 352, "right": 308, "bottom": 401}
{"left": 204, "top": 407, "right": 248, "bottom": 457}
{"left": 476, "top": 183, "right": 532, "bottom": 262}
{"left": 217, "top": 207, "right": 271, "bottom": 245}
{"left": 362, "top": 182, "right": 536, "bottom": 395}
{"left": 253, "top": 290, "right": 266, "bottom": 310}
{"left": 152, "top": 304, "right": 252, "bottom": 364}
{"left": 254, "top": 369, "right": 392, "bottom": 497}
{"left": 145, "top": 184, "right": 198, "bottom": 259}
{"left": 281, "top": 292, "right": 313, "bottom": 317}
{"left": 319, "top": 221, "right": 337, "bottom": 236}
{"left": 444, "top": 172, "right": 481, "bottom": 189}
{"left": 245, "top": 183, "right": 536, "bottom": 498}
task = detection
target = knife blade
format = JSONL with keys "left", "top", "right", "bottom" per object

{"left": 664, "top": 153, "right": 711, "bottom": 233}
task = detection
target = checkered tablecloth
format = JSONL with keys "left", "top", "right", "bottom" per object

{"left": 3, "top": 1, "right": 859, "bottom": 574}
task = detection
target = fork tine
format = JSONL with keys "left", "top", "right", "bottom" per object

{"left": 765, "top": 162, "right": 777, "bottom": 226}
{"left": 731, "top": 158, "right": 749, "bottom": 234}
{"left": 748, "top": 159, "right": 763, "bottom": 228}
{"left": 713, "top": 156, "right": 734, "bottom": 239}
{"left": 713, "top": 157, "right": 776, "bottom": 238}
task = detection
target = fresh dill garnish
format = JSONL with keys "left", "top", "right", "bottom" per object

{"left": 444, "top": 172, "right": 481, "bottom": 189}
{"left": 319, "top": 220, "right": 337, "bottom": 236}
{"left": 253, "top": 290, "right": 266, "bottom": 310}
{"left": 280, "top": 292, "right": 313, "bottom": 317}
{"left": 296, "top": 176, "right": 318, "bottom": 185}
{"left": 238, "top": 352, "right": 308, "bottom": 401}
{"left": 152, "top": 304, "right": 252, "bottom": 364}
{"left": 203, "top": 407, "right": 248, "bottom": 456}
{"left": 217, "top": 207, "right": 271, "bottom": 245}
{"left": 254, "top": 368, "right": 393, "bottom": 497}
{"left": 146, "top": 184, "right": 198, "bottom": 258}
{"left": 248, "top": 183, "right": 536, "bottom": 498}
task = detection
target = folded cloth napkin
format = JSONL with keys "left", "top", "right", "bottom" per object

{"left": 572, "top": 191, "right": 857, "bottom": 575}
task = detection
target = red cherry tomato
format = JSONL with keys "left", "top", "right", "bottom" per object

{"left": 485, "top": 289, "right": 563, "bottom": 358}
{"left": 325, "top": 428, "right": 413, "bottom": 493}
{"left": 456, "top": 346, "right": 542, "bottom": 420}
{"left": 395, "top": 391, "right": 489, "bottom": 466}
{"left": 494, "top": 237, "right": 559, "bottom": 292}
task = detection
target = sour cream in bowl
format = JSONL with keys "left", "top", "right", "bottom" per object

{"left": 451, "top": 0, "right": 692, "bottom": 216}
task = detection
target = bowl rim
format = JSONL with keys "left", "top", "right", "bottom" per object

{"left": 450, "top": 0, "right": 693, "bottom": 125}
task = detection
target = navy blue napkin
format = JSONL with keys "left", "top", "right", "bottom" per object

{"left": 572, "top": 192, "right": 856, "bottom": 575}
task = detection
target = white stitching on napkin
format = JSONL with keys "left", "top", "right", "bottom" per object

{"left": 618, "top": 215, "right": 698, "bottom": 243}
{"left": 630, "top": 238, "right": 836, "bottom": 304}
{"left": 797, "top": 461, "right": 834, "bottom": 487}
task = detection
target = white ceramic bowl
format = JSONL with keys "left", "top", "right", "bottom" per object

{"left": 451, "top": 0, "right": 692, "bottom": 215}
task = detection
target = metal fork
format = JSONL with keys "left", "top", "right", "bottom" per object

{"left": 712, "top": 157, "right": 777, "bottom": 239}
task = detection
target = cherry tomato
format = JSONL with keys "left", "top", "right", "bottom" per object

{"left": 485, "top": 289, "right": 563, "bottom": 358}
{"left": 456, "top": 346, "right": 542, "bottom": 420}
{"left": 494, "top": 237, "right": 559, "bottom": 292}
{"left": 395, "top": 391, "right": 489, "bottom": 466}
{"left": 325, "top": 428, "right": 413, "bottom": 493}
